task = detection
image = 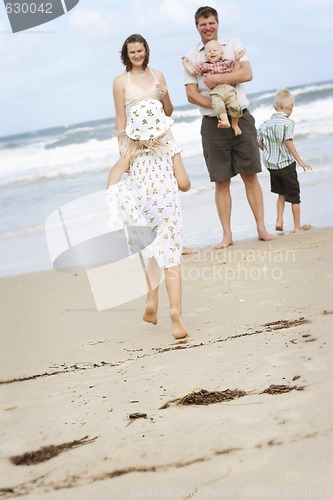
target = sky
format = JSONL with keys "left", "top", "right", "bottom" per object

{"left": 0, "top": 0, "right": 332, "bottom": 137}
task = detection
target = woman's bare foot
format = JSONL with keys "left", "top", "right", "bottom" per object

{"left": 170, "top": 308, "right": 189, "bottom": 339}
{"left": 258, "top": 230, "right": 277, "bottom": 241}
{"left": 143, "top": 301, "right": 158, "bottom": 325}
{"left": 214, "top": 236, "right": 233, "bottom": 249}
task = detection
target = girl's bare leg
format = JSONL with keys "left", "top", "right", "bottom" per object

{"left": 164, "top": 265, "right": 189, "bottom": 339}
{"left": 143, "top": 258, "right": 161, "bottom": 325}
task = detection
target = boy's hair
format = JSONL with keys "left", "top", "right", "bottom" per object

{"left": 120, "top": 34, "right": 150, "bottom": 71}
{"left": 195, "top": 6, "right": 219, "bottom": 26}
{"left": 274, "top": 88, "right": 294, "bottom": 111}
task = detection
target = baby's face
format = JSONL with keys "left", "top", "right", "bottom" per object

{"left": 205, "top": 41, "right": 223, "bottom": 62}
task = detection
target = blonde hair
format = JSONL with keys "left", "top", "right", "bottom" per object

{"left": 204, "top": 40, "right": 224, "bottom": 56}
{"left": 119, "top": 132, "right": 169, "bottom": 163}
{"left": 274, "top": 88, "right": 294, "bottom": 111}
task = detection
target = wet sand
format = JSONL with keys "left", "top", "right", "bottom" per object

{"left": 1, "top": 227, "right": 333, "bottom": 499}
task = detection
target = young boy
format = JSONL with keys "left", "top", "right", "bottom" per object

{"left": 257, "top": 88, "right": 312, "bottom": 233}
{"left": 182, "top": 40, "right": 245, "bottom": 135}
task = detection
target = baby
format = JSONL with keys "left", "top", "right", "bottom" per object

{"left": 182, "top": 40, "right": 245, "bottom": 135}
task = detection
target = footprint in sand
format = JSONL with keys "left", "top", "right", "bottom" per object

{"left": 257, "top": 300, "right": 283, "bottom": 308}
{"left": 185, "top": 305, "right": 212, "bottom": 318}
{"left": 84, "top": 339, "right": 107, "bottom": 346}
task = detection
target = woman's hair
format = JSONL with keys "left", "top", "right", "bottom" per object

{"left": 194, "top": 6, "right": 219, "bottom": 27}
{"left": 120, "top": 133, "right": 169, "bottom": 164}
{"left": 274, "top": 88, "right": 294, "bottom": 111}
{"left": 120, "top": 34, "right": 150, "bottom": 71}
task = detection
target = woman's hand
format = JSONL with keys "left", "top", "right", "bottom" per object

{"left": 155, "top": 83, "right": 169, "bottom": 97}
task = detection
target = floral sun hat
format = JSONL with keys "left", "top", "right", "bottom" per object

{"left": 125, "top": 99, "right": 174, "bottom": 141}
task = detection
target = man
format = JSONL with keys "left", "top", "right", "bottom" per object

{"left": 184, "top": 6, "right": 275, "bottom": 248}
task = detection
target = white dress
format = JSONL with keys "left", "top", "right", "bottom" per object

{"left": 106, "top": 140, "right": 182, "bottom": 269}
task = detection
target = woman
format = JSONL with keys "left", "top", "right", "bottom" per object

{"left": 113, "top": 34, "right": 173, "bottom": 146}
{"left": 113, "top": 33, "right": 197, "bottom": 255}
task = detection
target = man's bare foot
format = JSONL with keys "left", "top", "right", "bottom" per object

{"left": 294, "top": 225, "right": 312, "bottom": 234}
{"left": 258, "top": 230, "right": 277, "bottom": 241}
{"left": 214, "top": 236, "right": 233, "bottom": 249}
{"left": 170, "top": 308, "right": 189, "bottom": 339}
{"left": 233, "top": 126, "right": 242, "bottom": 136}
{"left": 217, "top": 120, "right": 230, "bottom": 129}
{"left": 143, "top": 301, "right": 158, "bottom": 325}
{"left": 182, "top": 246, "right": 199, "bottom": 255}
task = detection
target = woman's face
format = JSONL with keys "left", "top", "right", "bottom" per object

{"left": 127, "top": 42, "right": 146, "bottom": 69}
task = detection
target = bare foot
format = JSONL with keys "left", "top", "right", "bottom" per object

{"left": 217, "top": 120, "right": 230, "bottom": 129}
{"left": 214, "top": 236, "right": 233, "bottom": 249}
{"left": 258, "top": 230, "right": 277, "bottom": 241}
{"left": 233, "top": 126, "right": 242, "bottom": 136}
{"left": 182, "top": 246, "right": 199, "bottom": 255}
{"left": 275, "top": 225, "right": 284, "bottom": 231}
{"left": 294, "top": 225, "right": 312, "bottom": 234}
{"left": 170, "top": 308, "right": 189, "bottom": 339}
{"left": 143, "top": 301, "right": 158, "bottom": 325}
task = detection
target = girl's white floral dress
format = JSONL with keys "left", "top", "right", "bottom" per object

{"left": 106, "top": 140, "right": 183, "bottom": 269}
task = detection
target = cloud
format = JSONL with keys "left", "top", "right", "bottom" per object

{"left": 304, "top": 0, "right": 332, "bottom": 4}
{"left": 69, "top": 7, "right": 114, "bottom": 40}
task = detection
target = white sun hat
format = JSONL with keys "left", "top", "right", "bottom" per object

{"left": 125, "top": 99, "right": 174, "bottom": 141}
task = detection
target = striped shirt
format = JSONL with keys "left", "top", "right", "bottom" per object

{"left": 257, "top": 112, "right": 295, "bottom": 170}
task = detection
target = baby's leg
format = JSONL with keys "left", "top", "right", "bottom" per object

{"left": 164, "top": 265, "right": 189, "bottom": 339}
{"left": 231, "top": 116, "right": 242, "bottom": 136}
{"left": 211, "top": 93, "right": 230, "bottom": 129}
{"left": 217, "top": 113, "right": 231, "bottom": 129}
{"left": 227, "top": 94, "right": 242, "bottom": 136}
{"left": 143, "top": 257, "right": 161, "bottom": 325}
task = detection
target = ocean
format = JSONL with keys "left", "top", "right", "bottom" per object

{"left": 1, "top": 80, "right": 332, "bottom": 277}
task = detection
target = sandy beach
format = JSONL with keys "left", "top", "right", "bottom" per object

{"left": 1, "top": 226, "right": 333, "bottom": 499}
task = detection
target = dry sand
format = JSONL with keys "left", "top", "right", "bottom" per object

{"left": 1, "top": 227, "right": 333, "bottom": 499}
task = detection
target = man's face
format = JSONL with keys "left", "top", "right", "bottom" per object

{"left": 197, "top": 14, "right": 218, "bottom": 44}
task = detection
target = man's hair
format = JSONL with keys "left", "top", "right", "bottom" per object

{"left": 274, "top": 88, "right": 294, "bottom": 111}
{"left": 120, "top": 34, "right": 150, "bottom": 71}
{"left": 195, "top": 6, "right": 219, "bottom": 26}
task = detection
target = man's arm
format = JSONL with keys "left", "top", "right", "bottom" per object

{"left": 185, "top": 83, "right": 212, "bottom": 109}
{"left": 204, "top": 60, "right": 252, "bottom": 89}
